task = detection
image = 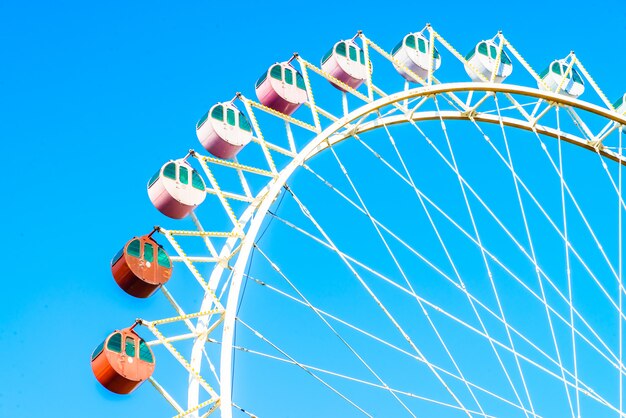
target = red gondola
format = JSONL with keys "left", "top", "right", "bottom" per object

{"left": 111, "top": 231, "right": 172, "bottom": 298}
{"left": 91, "top": 325, "right": 155, "bottom": 394}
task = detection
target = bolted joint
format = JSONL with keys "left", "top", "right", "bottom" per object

{"left": 589, "top": 139, "right": 605, "bottom": 152}
{"left": 462, "top": 109, "right": 478, "bottom": 119}
{"left": 218, "top": 257, "right": 230, "bottom": 270}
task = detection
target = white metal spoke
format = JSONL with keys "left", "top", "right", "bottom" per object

{"left": 433, "top": 96, "right": 536, "bottom": 416}
{"left": 283, "top": 185, "right": 474, "bottom": 416}
{"left": 555, "top": 106, "right": 581, "bottom": 417}
{"left": 595, "top": 150, "right": 626, "bottom": 212}
{"left": 617, "top": 126, "right": 624, "bottom": 415}
{"left": 377, "top": 109, "right": 534, "bottom": 417}
{"left": 252, "top": 245, "right": 417, "bottom": 417}
{"left": 328, "top": 143, "right": 487, "bottom": 416}
{"left": 236, "top": 318, "right": 374, "bottom": 417}
{"left": 238, "top": 272, "right": 537, "bottom": 416}
{"left": 241, "top": 255, "right": 619, "bottom": 413}
{"left": 299, "top": 162, "right": 623, "bottom": 376}
{"left": 410, "top": 107, "right": 623, "bottom": 317}
{"left": 413, "top": 109, "right": 626, "bottom": 357}
{"left": 224, "top": 340, "right": 498, "bottom": 418}
{"left": 453, "top": 122, "right": 626, "bottom": 389}
{"left": 270, "top": 184, "right": 620, "bottom": 412}
{"left": 531, "top": 124, "right": 620, "bottom": 287}
{"left": 231, "top": 403, "right": 258, "bottom": 418}
{"left": 493, "top": 94, "right": 576, "bottom": 417}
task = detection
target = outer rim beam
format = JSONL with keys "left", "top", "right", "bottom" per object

{"left": 314, "top": 110, "right": 626, "bottom": 166}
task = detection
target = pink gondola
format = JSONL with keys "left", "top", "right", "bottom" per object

{"left": 147, "top": 159, "right": 206, "bottom": 219}
{"left": 255, "top": 62, "right": 307, "bottom": 115}
{"left": 196, "top": 102, "right": 253, "bottom": 160}
{"left": 321, "top": 40, "right": 369, "bottom": 91}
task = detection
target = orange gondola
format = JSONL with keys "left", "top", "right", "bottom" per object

{"left": 91, "top": 325, "right": 155, "bottom": 394}
{"left": 111, "top": 230, "right": 172, "bottom": 298}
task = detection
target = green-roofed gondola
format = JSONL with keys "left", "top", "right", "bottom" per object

{"left": 538, "top": 59, "right": 585, "bottom": 98}
{"left": 464, "top": 39, "right": 512, "bottom": 83}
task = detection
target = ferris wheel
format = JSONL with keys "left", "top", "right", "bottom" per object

{"left": 90, "top": 25, "right": 626, "bottom": 417}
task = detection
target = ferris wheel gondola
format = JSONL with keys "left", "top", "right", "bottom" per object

{"left": 147, "top": 159, "right": 207, "bottom": 219}
{"left": 391, "top": 31, "right": 441, "bottom": 83}
{"left": 321, "top": 38, "right": 369, "bottom": 91}
{"left": 196, "top": 101, "right": 253, "bottom": 160}
{"left": 111, "top": 231, "right": 172, "bottom": 298}
{"left": 91, "top": 325, "right": 155, "bottom": 394}
{"left": 464, "top": 39, "right": 513, "bottom": 82}
{"left": 538, "top": 58, "right": 585, "bottom": 98}
{"left": 255, "top": 61, "right": 308, "bottom": 115}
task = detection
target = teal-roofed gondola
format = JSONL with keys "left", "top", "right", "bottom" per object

{"left": 147, "top": 159, "right": 207, "bottom": 219}
{"left": 464, "top": 40, "right": 512, "bottom": 83}
{"left": 196, "top": 102, "right": 253, "bottom": 160}
{"left": 614, "top": 94, "right": 626, "bottom": 114}
{"left": 538, "top": 59, "right": 585, "bottom": 98}
{"left": 111, "top": 231, "right": 172, "bottom": 298}
{"left": 255, "top": 61, "right": 308, "bottom": 115}
{"left": 391, "top": 32, "right": 441, "bottom": 83}
{"left": 91, "top": 325, "right": 155, "bottom": 394}
{"left": 321, "top": 39, "right": 369, "bottom": 91}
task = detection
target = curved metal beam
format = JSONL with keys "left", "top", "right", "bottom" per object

{"left": 313, "top": 110, "right": 626, "bottom": 165}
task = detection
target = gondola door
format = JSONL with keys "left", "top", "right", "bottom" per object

{"left": 176, "top": 164, "right": 189, "bottom": 192}
{"left": 122, "top": 334, "right": 138, "bottom": 378}
{"left": 282, "top": 66, "right": 291, "bottom": 100}
{"left": 347, "top": 43, "right": 357, "bottom": 75}
{"left": 226, "top": 106, "right": 236, "bottom": 138}
{"left": 138, "top": 240, "right": 158, "bottom": 285}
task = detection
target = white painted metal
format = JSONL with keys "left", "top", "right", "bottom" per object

{"left": 198, "top": 82, "right": 626, "bottom": 417}
{"left": 118, "top": 28, "right": 626, "bottom": 417}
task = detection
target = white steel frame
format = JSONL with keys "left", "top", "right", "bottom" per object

{"left": 214, "top": 83, "right": 626, "bottom": 418}
{"left": 124, "top": 28, "right": 626, "bottom": 417}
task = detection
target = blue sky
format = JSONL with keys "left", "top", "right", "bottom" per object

{"left": 1, "top": 0, "right": 626, "bottom": 417}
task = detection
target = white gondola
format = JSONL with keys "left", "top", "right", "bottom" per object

{"left": 147, "top": 159, "right": 207, "bottom": 219}
{"left": 614, "top": 94, "right": 626, "bottom": 114}
{"left": 321, "top": 40, "right": 369, "bottom": 91}
{"left": 391, "top": 32, "right": 441, "bottom": 83}
{"left": 538, "top": 59, "right": 585, "bottom": 98}
{"left": 464, "top": 40, "right": 513, "bottom": 83}
{"left": 196, "top": 102, "right": 253, "bottom": 160}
